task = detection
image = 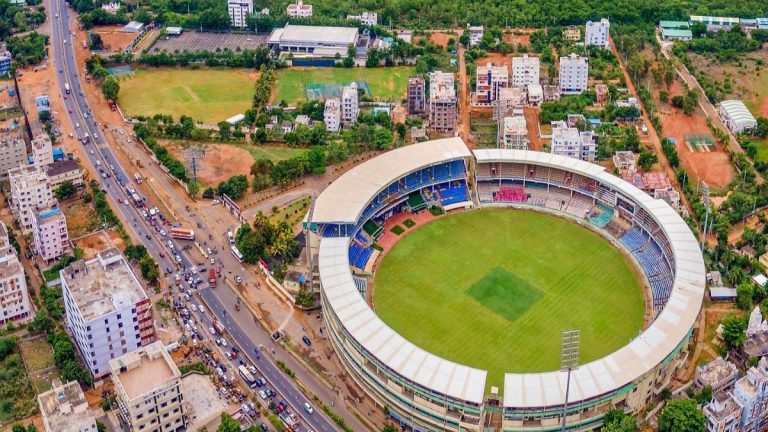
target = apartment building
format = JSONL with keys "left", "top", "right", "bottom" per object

{"left": 705, "top": 391, "right": 744, "bottom": 432}
{"left": 341, "top": 83, "right": 359, "bottom": 124}
{"left": 407, "top": 76, "right": 426, "bottom": 115}
{"left": 110, "top": 341, "right": 185, "bottom": 432}
{"left": 511, "top": 54, "right": 540, "bottom": 87}
{"left": 696, "top": 357, "right": 740, "bottom": 395}
{"left": 61, "top": 248, "right": 155, "bottom": 379}
{"left": 468, "top": 25, "right": 483, "bottom": 47}
{"left": 227, "top": 0, "right": 252, "bottom": 28}
{"left": 493, "top": 87, "right": 526, "bottom": 122}
{"left": 595, "top": 83, "right": 610, "bottom": 104}
{"left": 550, "top": 120, "right": 597, "bottom": 162}
{"left": 0, "top": 136, "right": 29, "bottom": 181}
{"left": 428, "top": 71, "right": 457, "bottom": 134}
{"left": 38, "top": 380, "right": 97, "bottom": 432}
{"left": 0, "top": 50, "right": 11, "bottom": 76}
{"left": 31, "top": 133, "right": 53, "bottom": 168}
{"left": 559, "top": 53, "right": 589, "bottom": 95}
{"left": 527, "top": 84, "right": 543, "bottom": 106}
{"left": 585, "top": 18, "right": 610, "bottom": 48}
{"left": 32, "top": 203, "right": 71, "bottom": 263}
{"left": 9, "top": 165, "right": 52, "bottom": 234}
{"left": 475, "top": 63, "right": 509, "bottom": 105}
{"left": 48, "top": 159, "right": 84, "bottom": 190}
{"left": 323, "top": 98, "right": 341, "bottom": 132}
{"left": 500, "top": 116, "right": 528, "bottom": 150}
{"left": 347, "top": 11, "right": 377, "bottom": 26}
{"left": 286, "top": 0, "right": 312, "bottom": 17}
{"left": 563, "top": 26, "right": 581, "bottom": 42}
{"left": 0, "top": 221, "right": 32, "bottom": 325}
{"left": 733, "top": 356, "right": 768, "bottom": 432}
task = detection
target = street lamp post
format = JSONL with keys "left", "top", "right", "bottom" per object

{"left": 560, "top": 329, "right": 580, "bottom": 432}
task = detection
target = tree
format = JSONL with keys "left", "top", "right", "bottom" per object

{"left": 721, "top": 315, "right": 747, "bottom": 351}
{"left": 658, "top": 399, "right": 706, "bottom": 432}
{"left": 139, "top": 255, "right": 160, "bottom": 283}
{"left": 637, "top": 150, "right": 658, "bottom": 171}
{"left": 101, "top": 76, "right": 120, "bottom": 102}
{"left": 295, "top": 289, "right": 314, "bottom": 308}
{"left": 217, "top": 413, "right": 240, "bottom": 432}
{"left": 602, "top": 409, "right": 637, "bottom": 432}
{"left": 55, "top": 181, "right": 77, "bottom": 200}
{"left": 217, "top": 175, "right": 249, "bottom": 200}
{"left": 737, "top": 282, "right": 755, "bottom": 310}
{"left": 658, "top": 90, "right": 670, "bottom": 103}
{"left": 695, "top": 385, "right": 713, "bottom": 405}
{"left": 39, "top": 110, "right": 52, "bottom": 122}
{"left": 28, "top": 311, "right": 53, "bottom": 334}
{"left": 382, "top": 425, "right": 398, "bottom": 432}
{"left": 218, "top": 121, "right": 232, "bottom": 141}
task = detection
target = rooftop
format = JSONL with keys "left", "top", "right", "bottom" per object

{"left": 61, "top": 248, "right": 147, "bottom": 321}
{"left": 696, "top": 357, "right": 738, "bottom": 388}
{"left": 704, "top": 391, "right": 743, "bottom": 422}
{"left": 503, "top": 116, "right": 527, "bottom": 135}
{"left": 37, "top": 380, "right": 95, "bottom": 431}
{"left": 512, "top": 54, "right": 539, "bottom": 67}
{"left": 110, "top": 341, "right": 180, "bottom": 401}
{"left": 661, "top": 28, "right": 693, "bottom": 38}
{"left": 270, "top": 24, "right": 358, "bottom": 45}
{"left": 9, "top": 164, "right": 48, "bottom": 189}
{"left": 35, "top": 202, "right": 65, "bottom": 224}
{"left": 642, "top": 172, "right": 672, "bottom": 190}
{"left": 659, "top": 20, "right": 690, "bottom": 29}
{"left": 429, "top": 71, "right": 456, "bottom": 101}
{"left": 721, "top": 100, "right": 757, "bottom": 124}
{"left": 47, "top": 159, "right": 79, "bottom": 177}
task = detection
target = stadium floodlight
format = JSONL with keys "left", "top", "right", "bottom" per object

{"left": 560, "top": 329, "right": 580, "bottom": 432}
{"left": 700, "top": 181, "right": 710, "bottom": 251}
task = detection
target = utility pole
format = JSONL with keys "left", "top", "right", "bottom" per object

{"left": 700, "top": 181, "right": 711, "bottom": 251}
{"left": 560, "top": 329, "right": 580, "bottom": 432}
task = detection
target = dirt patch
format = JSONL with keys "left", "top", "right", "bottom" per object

{"left": 165, "top": 141, "right": 255, "bottom": 187}
{"left": 89, "top": 25, "right": 138, "bottom": 54}
{"left": 73, "top": 230, "right": 123, "bottom": 258}
{"left": 477, "top": 52, "right": 510, "bottom": 68}
{"left": 429, "top": 31, "right": 457, "bottom": 48}
{"left": 689, "top": 51, "right": 768, "bottom": 117}
{"left": 62, "top": 198, "right": 99, "bottom": 238}
{"left": 502, "top": 32, "right": 531, "bottom": 47}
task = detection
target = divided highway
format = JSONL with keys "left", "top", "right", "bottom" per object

{"left": 46, "top": 2, "right": 340, "bottom": 431}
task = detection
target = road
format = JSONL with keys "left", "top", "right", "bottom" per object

{"left": 46, "top": 1, "right": 345, "bottom": 431}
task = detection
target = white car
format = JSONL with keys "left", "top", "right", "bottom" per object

{"left": 198, "top": 305, "right": 205, "bottom": 314}
{"left": 190, "top": 304, "right": 198, "bottom": 312}
{"left": 219, "top": 338, "right": 227, "bottom": 347}
{"left": 304, "top": 402, "right": 314, "bottom": 414}
{"left": 176, "top": 255, "right": 182, "bottom": 263}
{"left": 210, "top": 257, "right": 215, "bottom": 265}
{"left": 258, "top": 390, "right": 268, "bottom": 400}
{"left": 167, "top": 240, "right": 174, "bottom": 249}
{"left": 160, "top": 229, "right": 167, "bottom": 236}
{"left": 190, "top": 266, "right": 198, "bottom": 275}
{"left": 209, "top": 327, "right": 216, "bottom": 335}
{"left": 89, "top": 149, "right": 95, "bottom": 155}
{"left": 127, "top": 138, "right": 132, "bottom": 143}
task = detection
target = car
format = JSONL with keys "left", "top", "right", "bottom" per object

{"left": 198, "top": 305, "right": 205, "bottom": 314}
{"left": 166, "top": 267, "right": 172, "bottom": 274}
{"left": 63, "top": 39, "right": 67, "bottom": 44}
{"left": 159, "top": 251, "right": 165, "bottom": 258}
{"left": 145, "top": 234, "right": 151, "bottom": 240}
{"left": 160, "top": 229, "right": 167, "bottom": 236}
{"left": 219, "top": 338, "right": 227, "bottom": 347}
{"left": 190, "top": 304, "right": 198, "bottom": 312}
{"left": 220, "top": 364, "right": 227, "bottom": 372}
{"left": 167, "top": 240, "right": 174, "bottom": 249}
{"left": 259, "top": 423, "right": 268, "bottom": 432}
{"left": 89, "top": 149, "right": 95, "bottom": 155}
{"left": 304, "top": 402, "right": 314, "bottom": 414}
{"left": 248, "top": 401, "right": 256, "bottom": 412}
{"left": 184, "top": 293, "right": 190, "bottom": 301}
{"left": 302, "top": 336, "right": 311, "bottom": 347}
{"left": 224, "top": 351, "right": 232, "bottom": 360}
{"left": 190, "top": 266, "right": 197, "bottom": 274}
{"left": 267, "top": 389, "right": 276, "bottom": 397}
{"left": 199, "top": 267, "right": 207, "bottom": 274}
{"left": 258, "top": 390, "right": 268, "bottom": 400}
{"left": 141, "top": 210, "right": 148, "bottom": 218}
{"left": 127, "top": 138, "right": 132, "bottom": 143}
{"left": 176, "top": 255, "right": 182, "bottom": 263}
{"left": 210, "top": 257, "right": 215, "bottom": 265}
{"left": 75, "top": 123, "right": 79, "bottom": 128}
{"left": 209, "top": 327, "right": 216, "bottom": 335}
{"left": 83, "top": 113, "right": 88, "bottom": 118}
{"left": 234, "top": 275, "right": 243, "bottom": 283}
{"left": 207, "top": 247, "right": 212, "bottom": 255}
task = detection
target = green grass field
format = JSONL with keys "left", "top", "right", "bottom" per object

{"left": 272, "top": 67, "right": 415, "bottom": 105}
{"left": 118, "top": 68, "right": 256, "bottom": 124}
{"left": 374, "top": 209, "right": 645, "bottom": 389}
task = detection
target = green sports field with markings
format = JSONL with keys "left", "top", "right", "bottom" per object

{"left": 373, "top": 208, "right": 645, "bottom": 389}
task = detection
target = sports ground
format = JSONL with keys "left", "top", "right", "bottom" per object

{"left": 117, "top": 68, "right": 256, "bottom": 123}
{"left": 272, "top": 67, "right": 415, "bottom": 105}
{"left": 374, "top": 209, "right": 645, "bottom": 389}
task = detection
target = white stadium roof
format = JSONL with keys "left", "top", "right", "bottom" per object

{"left": 312, "top": 137, "right": 471, "bottom": 224}
{"left": 271, "top": 24, "right": 359, "bottom": 46}
{"left": 720, "top": 100, "right": 756, "bottom": 126}
{"left": 316, "top": 144, "right": 705, "bottom": 408}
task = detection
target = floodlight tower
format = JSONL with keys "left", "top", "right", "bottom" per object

{"left": 560, "top": 328, "right": 581, "bottom": 432}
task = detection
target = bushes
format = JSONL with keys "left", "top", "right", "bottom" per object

{"left": 217, "top": 175, "right": 249, "bottom": 200}
{"left": 661, "top": 138, "right": 679, "bottom": 168}
{"left": 134, "top": 125, "right": 188, "bottom": 182}
{"left": 6, "top": 32, "right": 48, "bottom": 66}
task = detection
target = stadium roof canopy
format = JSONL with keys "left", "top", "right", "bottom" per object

{"left": 471, "top": 150, "right": 704, "bottom": 408}
{"left": 269, "top": 24, "right": 359, "bottom": 46}
{"left": 311, "top": 137, "right": 471, "bottom": 224}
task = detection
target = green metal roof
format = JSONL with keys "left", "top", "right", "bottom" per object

{"left": 661, "top": 28, "right": 693, "bottom": 38}
{"left": 659, "top": 20, "right": 690, "bottom": 29}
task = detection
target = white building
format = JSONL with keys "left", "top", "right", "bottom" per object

{"left": 324, "top": 98, "right": 341, "bottom": 132}
{"left": 100, "top": 1, "right": 120, "bottom": 13}
{"left": 428, "top": 71, "right": 457, "bottom": 134}
{"left": 733, "top": 356, "right": 768, "bottom": 432}
{"left": 267, "top": 24, "right": 359, "bottom": 57}
{"left": 286, "top": 0, "right": 312, "bottom": 18}
{"left": 347, "top": 11, "right": 377, "bottom": 26}
{"left": 0, "top": 137, "right": 29, "bottom": 181}
{"left": 9, "top": 165, "right": 52, "bottom": 234}
{"left": 704, "top": 391, "right": 743, "bottom": 432}
{"left": 511, "top": 54, "right": 540, "bottom": 87}
{"left": 500, "top": 116, "right": 528, "bottom": 150}
{"left": 31, "top": 133, "right": 53, "bottom": 168}
{"left": 32, "top": 202, "right": 70, "bottom": 263}
{"left": 475, "top": 63, "right": 509, "bottom": 105}
{"left": 341, "top": 83, "right": 359, "bottom": 124}
{"left": 559, "top": 53, "right": 589, "bottom": 95}
{"left": 110, "top": 341, "right": 185, "bottom": 432}
{"left": 493, "top": 87, "right": 526, "bottom": 122}
{"left": 468, "top": 25, "right": 484, "bottom": 47}
{"left": 719, "top": 100, "right": 757, "bottom": 134}
{"left": 227, "top": 0, "right": 252, "bottom": 28}
{"left": 585, "top": 18, "right": 610, "bottom": 48}
{"left": 38, "top": 380, "right": 97, "bottom": 432}
{"left": 527, "top": 84, "right": 543, "bottom": 106}
{"left": 61, "top": 248, "right": 155, "bottom": 379}
{"left": 0, "top": 221, "right": 32, "bottom": 325}
{"left": 550, "top": 120, "right": 597, "bottom": 162}
{"left": 48, "top": 159, "right": 83, "bottom": 190}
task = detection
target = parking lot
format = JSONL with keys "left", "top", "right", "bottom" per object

{"left": 149, "top": 31, "right": 269, "bottom": 53}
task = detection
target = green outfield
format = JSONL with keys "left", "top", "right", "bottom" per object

{"left": 374, "top": 209, "right": 645, "bottom": 389}
{"left": 117, "top": 68, "right": 256, "bottom": 123}
{"left": 272, "top": 67, "right": 415, "bottom": 105}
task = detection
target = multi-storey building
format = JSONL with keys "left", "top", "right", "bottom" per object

{"left": 61, "top": 248, "right": 155, "bottom": 379}
{"left": 227, "top": 0, "right": 252, "bottom": 28}
{"left": 324, "top": 98, "right": 341, "bottom": 132}
{"left": 0, "top": 136, "right": 29, "bottom": 181}
{"left": 468, "top": 25, "right": 483, "bottom": 47}
{"left": 347, "top": 11, "right": 377, "bottom": 26}
{"left": 559, "top": 53, "right": 589, "bottom": 95}
{"left": 734, "top": 356, "right": 768, "bottom": 432}
{"left": 0, "top": 50, "right": 11, "bottom": 76}
{"left": 511, "top": 54, "right": 540, "bottom": 87}
{"left": 585, "top": 18, "right": 610, "bottom": 48}
{"left": 47, "top": 159, "right": 84, "bottom": 190}
{"left": 341, "top": 83, "right": 359, "bottom": 124}
{"left": 550, "top": 120, "right": 597, "bottom": 162}
{"left": 428, "top": 71, "right": 457, "bottom": 134}
{"left": 9, "top": 165, "right": 52, "bottom": 233}
{"left": 527, "top": 84, "right": 543, "bottom": 106}
{"left": 0, "top": 221, "right": 32, "bottom": 325}
{"left": 110, "top": 341, "right": 185, "bottom": 432}
{"left": 407, "top": 76, "right": 426, "bottom": 115}
{"left": 32, "top": 202, "right": 70, "bottom": 263}
{"left": 500, "top": 116, "right": 528, "bottom": 150}
{"left": 286, "top": 0, "right": 312, "bottom": 17}
{"left": 38, "top": 380, "right": 97, "bottom": 432}
{"left": 475, "top": 63, "right": 508, "bottom": 105}
{"left": 696, "top": 357, "right": 740, "bottom": 394}
{"left": 31, "top": 133, "right": 53, "bottom": 168}
{"left": 705, "top": 391, "right": 744, "bottom": 432}
{"left": 563, "top": 26, "right": 581, "bottom": 42}
{"left": 493, "top": 87, "right": 526, "bottom": 122}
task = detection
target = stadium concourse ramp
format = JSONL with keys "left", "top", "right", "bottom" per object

{"left": 309, "top": 139, "right": 705, "bottom": 432}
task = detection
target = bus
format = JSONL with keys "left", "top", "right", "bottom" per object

{"left": 170, "top": 228, "right": 195, "bottom": 240}
{"left": 238, "top": 365, "right": 257, "bottom": 388}
{"left": 231, "top": 245, "right": 244, "bottom": 263}
{"left": 64, "top": 83, "right": 70, "bottom": 94}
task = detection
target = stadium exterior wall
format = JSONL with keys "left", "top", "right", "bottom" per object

{"left": 314, "top": 144, "right": 705, "bottom": 432}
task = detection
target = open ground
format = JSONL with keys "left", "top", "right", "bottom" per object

{"left": 117, "top": 68, "right": 257, "bottom": 123}
{"left": 689, "top": 51, "right": 768, "bottom": 117}
{"left": 149, "top": 31, "right": 268, "bottom": 54}
{"left": 373, "top": 209, "right": 645, "bottom": 389}
{"left": 88, "top": 24, "right": 138, "bottom": 54}
{"left": 271, "top": 67, "right": 415, "bottom": 105}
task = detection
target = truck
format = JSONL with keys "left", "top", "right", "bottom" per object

{"left": 134, "top": 173, "right": 143, "bottom": 184}
{"left": 131, "top": 193, "right": 144, "bottom": 207}
{"left": 209, "top": 268, "right": 217, "bottom": 286}
{"left": 170, "top": 228, "right": 195, "bottom": 240}
{"left": 64, "top": 83, "right": 70, "bottom": 94}
{"left": 107, "top": 99, "right": 117, "bottom": 111}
